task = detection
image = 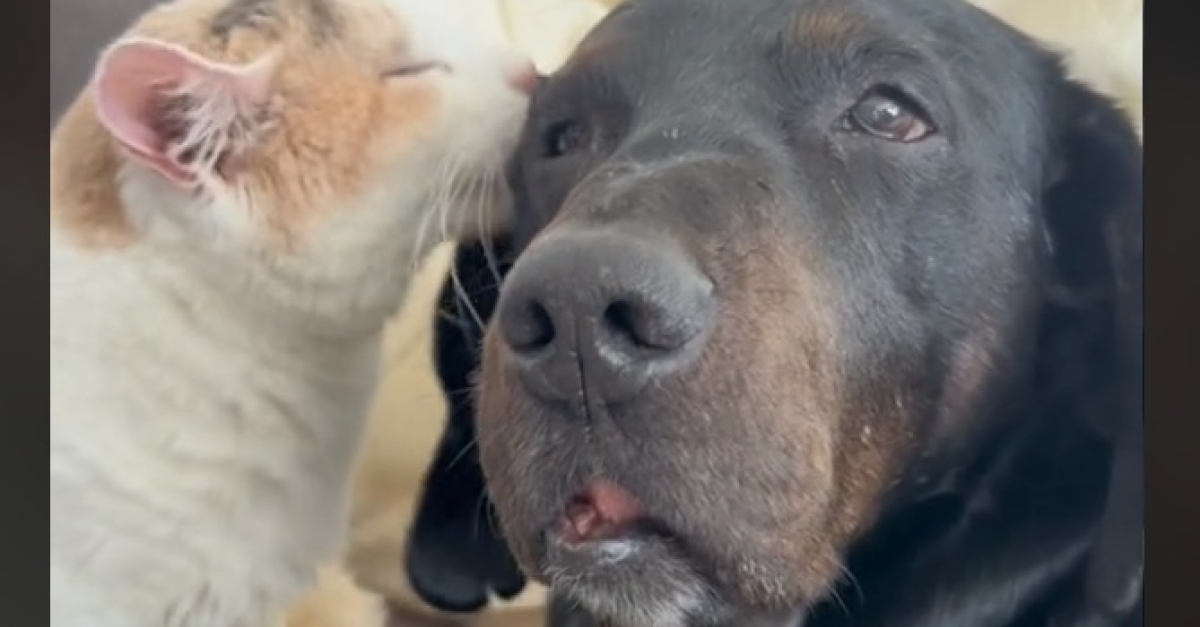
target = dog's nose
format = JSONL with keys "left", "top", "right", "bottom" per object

{"left": 496, "top": 230, "right": 715, "bottom": 406}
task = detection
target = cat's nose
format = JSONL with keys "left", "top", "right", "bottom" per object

{"left": 505, "top": 58, "right": 539, "bottom": 95}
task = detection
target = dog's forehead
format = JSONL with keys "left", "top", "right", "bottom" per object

{"left": 574, "top": 0, "right": 1027, "bottom": 88}
{"left": 546, "top": 0, "right": 1055, "bottom": 171}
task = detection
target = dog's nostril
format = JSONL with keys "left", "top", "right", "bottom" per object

{"left": 602, "top": 295, "right": 708, "bottom": 353}
{"left": 602, "top": 301, "right": 652, "bottom": 349}
{"left": 507, "top": 301, "right": 556, "bottom": 354}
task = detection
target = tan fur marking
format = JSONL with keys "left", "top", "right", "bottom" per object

{"left": 723, "top": 232, "right": 852, "bottom": 596}
{"left": 241, "top": 5, "right": 438, "bottom": 245}
{"left": 50, "top": 95, "right": 136, "bottom": 250}
{"left": 789, "top": 7, "right": 868, "bottom": 44}
{"left": 51, "top": 0, "right": 439, "bottom": 250}
{"left": 173, "top": 0, "right": 435, "bottom": 246}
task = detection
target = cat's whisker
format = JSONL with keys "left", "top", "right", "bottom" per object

{"left": 457, "top": 163, "right": 478, "bottom": 243}
{"left": 447, "top": 164, "right": 503, "bottom": 338}
{"left": 410, "top": 156, "right": 453, "bottom": 273}
{"left": 433, "top": 154, "right": 490, "bottom": 334}
{"left": 436, "top": 155, "right": 464, "bottom": 244}
{"left": 478, "top": 168, "right": 505, "bottom": 291}
{"left": 410, "top": 200, "right": 439, "bottom": 273}
{"left": 472, "top": 168, "right": 488, "bottom": 235}
{"left": 449, "top": 258, "right": 486, "bottom": 334}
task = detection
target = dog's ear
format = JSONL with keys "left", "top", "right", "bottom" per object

{"left": 405, "top": 240, "right": 527, "bottom": 613}
{"left": 1040, "top": 74, "right": 1142, "bottom": 625}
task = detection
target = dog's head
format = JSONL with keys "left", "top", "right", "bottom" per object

{"left": 472, "top": 0, "right": 1141, "bottom": 625}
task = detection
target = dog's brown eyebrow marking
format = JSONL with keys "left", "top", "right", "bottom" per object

{"left": 788, "top": 7, "right": 869, "bottom": 44}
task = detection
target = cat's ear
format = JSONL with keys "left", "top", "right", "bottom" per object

{"left": 91, "top": 36, "right": 280, "bottom": 188}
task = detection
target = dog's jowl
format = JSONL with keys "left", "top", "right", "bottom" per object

{"left": 409, "top": 0, "right": 1143, "bottom": 626}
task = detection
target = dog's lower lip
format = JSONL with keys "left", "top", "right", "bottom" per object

{"left": 545, "top": 521, "right": 664, "bottom": 559}
{"left": 539, "top": 521, "right": 689, "bottom": 585}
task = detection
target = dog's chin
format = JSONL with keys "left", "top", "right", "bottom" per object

{"left": 540, "top": 528, "right": 733, "bottom": 627}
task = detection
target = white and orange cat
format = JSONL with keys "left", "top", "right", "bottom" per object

{"left": 49, "top": 1, "right": 534, "bottom": 626}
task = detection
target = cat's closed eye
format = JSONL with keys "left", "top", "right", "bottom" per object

{"left": 382, "top": 60, "right": 451, "bottom": 80}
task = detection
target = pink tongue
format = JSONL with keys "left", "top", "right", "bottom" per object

{"left": 561, "top": 480, "right": 645, "bottom": 543}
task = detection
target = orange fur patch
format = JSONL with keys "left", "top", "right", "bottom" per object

{"left": 51, "top": 97, "right": 136, "bottom": 250}
{"left": 50, "top": 0, "right": 441, "bottom": 249}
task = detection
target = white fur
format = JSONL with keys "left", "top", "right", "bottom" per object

{"left": 49, "top": 1, "right": 530, "bottom": 625}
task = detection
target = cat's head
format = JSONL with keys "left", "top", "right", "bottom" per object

{"left": 56, "top": 0, "right": 534, "bottom": 329}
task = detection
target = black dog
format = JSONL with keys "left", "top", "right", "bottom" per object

{"left": 404, "top": 238, "right": 527, "bottom": 613}
{"left": 407, "top": 0, "right": 1142, "bottom": 625}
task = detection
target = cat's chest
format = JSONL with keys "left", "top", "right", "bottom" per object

{"left": 51, "top": 252, "right": 384, "bottom": 624}
{"left": 55, "top": 306, "right": 373, "bottom": 536}
{"left": 52, "top": 331, "right": 378, "bottom": 626}
{"left": 106, "top": 328, "right": 377, "bottom": 509}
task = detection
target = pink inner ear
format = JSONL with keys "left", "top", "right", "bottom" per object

{"left": 91, "top": 38, "right": 278, "bottom": 188}
{"left": 92, "top": 39, "right": 205, "bottom": 186}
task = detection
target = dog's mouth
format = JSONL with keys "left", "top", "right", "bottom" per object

{"left": 544, "top": 480, "right": 683, "bottom": 557}
{"left": 541, "top": 480, "right": 698, "bottom": 579}
{"left": 536, "top": 481, "right": 731, "bottom": 626}
{"left": 555, "top": 480, "right": 647, "bottom": 544}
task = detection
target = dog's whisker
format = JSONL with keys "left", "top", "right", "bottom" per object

{"left": 440, "top": 385, "right": 476, "bottom": 398}
{"left": 473, "top": 488, "right": 491, "bottom": 541}
{"left": 834, "top": 558, "right": 865, "bottom": 607}
{"left": 443, "top": 436, "right": 480, "bottom": 472}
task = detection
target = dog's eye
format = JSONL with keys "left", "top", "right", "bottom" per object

{"left": 542, "top": 120, "right": 588, "bottom": 158}
{"left": 846, "top": 90, "right": 934, "bottom": 143}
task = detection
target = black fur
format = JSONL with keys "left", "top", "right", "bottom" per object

{"left": 405, "top": 0, "right": 1142, "bottom": 625}
{"left": 403, "top": 240, "right": 527, "bottom": 613}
